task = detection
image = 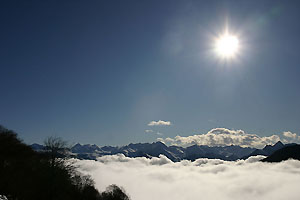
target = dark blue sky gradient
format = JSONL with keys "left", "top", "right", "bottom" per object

{"left": 1, "top": 0, "right": 300, "bottom": 145}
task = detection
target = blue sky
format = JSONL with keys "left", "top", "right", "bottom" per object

{"left": 1, "top": 0, "right": 300, "bottom": 146}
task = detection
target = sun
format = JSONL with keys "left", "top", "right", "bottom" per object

{"left": 215, "top": 33, "right": 239, "bottom": 58}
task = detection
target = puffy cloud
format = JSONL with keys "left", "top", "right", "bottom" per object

{"left": 283, "top": 131, "right": 297, "bottom": 138}
{"left": 282, "top": 131, "right": 300, "bottom": 143}
{"left": 145, "top": 129, "right": 154, "bottom": 133}
{"left": 72, "top": 155, "right": 300, "bottom": 200}
{"left": 148, "top": 120, "right": 171, "bottom": 126}
{"left": 158, "top": 128, "right": 281, "bottom": 149}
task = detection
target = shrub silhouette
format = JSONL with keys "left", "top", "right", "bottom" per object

{"left": 100, "top": 185, "right": 130, "bottom": 200}
{"left": 0, "top": 125, "right": 130, "bottom": 200}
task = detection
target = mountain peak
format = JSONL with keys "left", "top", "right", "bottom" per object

{"left": 274, "top": 141, "right": 284, "bottom": 147}
{"left": 73, "top": 143, "right": 82, "bottom": 147}
{"left": 262, "top": 144, "right": 300, "bottom": 162}
{"left": 153, "top": 141, "right": 166, "bottom": 146}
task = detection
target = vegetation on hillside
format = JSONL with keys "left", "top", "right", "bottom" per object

{"left": 0, "top": 125, "right": 130, "bottom": 200}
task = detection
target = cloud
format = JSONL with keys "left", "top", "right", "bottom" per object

{"left": 282, "top": 131, "right": 300, "bottom": 143}
{"left": 283, "top": 131, "right": 297, "bottom": 138}
{"left": 148, "top": 120, "right": 171, "bottom": 126}
{"left": 72, "top": 155, "right": 300, "bottom": 200}
{"left": 156, "top": 132, "right": 163, "bottom": 136}
{"left": 145, "top": 129, "right": 163, "bottom": 136}
{"left": 157, "top": 128, "right": 283, "bottom": 149}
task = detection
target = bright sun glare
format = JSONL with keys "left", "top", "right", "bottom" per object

{"left": 215, "top": 33, "right": 239, "bottom": 58}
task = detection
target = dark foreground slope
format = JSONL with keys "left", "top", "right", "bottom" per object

{"left": 262, "top": 144, "right": 300, "bottom": 162}
{"left": 0, "top": 125, "right": 129, "bottom": 200}
{"left": 243, "top": 141, "right": 285, "bottom": 159}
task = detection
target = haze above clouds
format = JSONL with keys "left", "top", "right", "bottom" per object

{"left": 73, "top": 155, "right": 300, "bottom": 200}
{"left": 157, "top": 128, "right": 300, "bottom": 148}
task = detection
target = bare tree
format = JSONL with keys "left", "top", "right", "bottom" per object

{"left": 44, "top": 136, "right": 68, "bottom": 167}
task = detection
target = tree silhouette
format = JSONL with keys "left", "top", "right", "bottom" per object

{"left": 44, "top": 136, "right": 69, "bottom": 167}
{"left": 0, "top": 125, "right": 130, "bottom": 200}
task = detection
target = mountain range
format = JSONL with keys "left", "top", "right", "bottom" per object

{"left": 262, "top": 144, "right": 300, "bottom": 162}
{"left": 31, "top": 141, "right": 295, "bottom": 161}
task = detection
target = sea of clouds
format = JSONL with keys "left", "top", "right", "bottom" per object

{"left": 71, "top": 154, "right": 300, "bottom": 200}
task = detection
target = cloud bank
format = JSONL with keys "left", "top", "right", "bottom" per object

{"left": 157, "top": 128, "right": 300, "bottom": 149}
{"left": 148, "top": 120, "right": 171, "bottom": 126}
{"left": 72, "top": 154, "right": 300, "bottom": 200}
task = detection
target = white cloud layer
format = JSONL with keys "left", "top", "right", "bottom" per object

{"left": 157, "top": 128, "right": 300, "bottom": 149}
{"left": 148, "top": 120, "right": 171, "bottom": 126}
{"left": 72, "top": 155, "right": 300, "bottom": 200}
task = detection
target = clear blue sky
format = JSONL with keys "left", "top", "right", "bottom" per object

{"left": 1, "top": 0, "right": 300, "bottom": 145}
